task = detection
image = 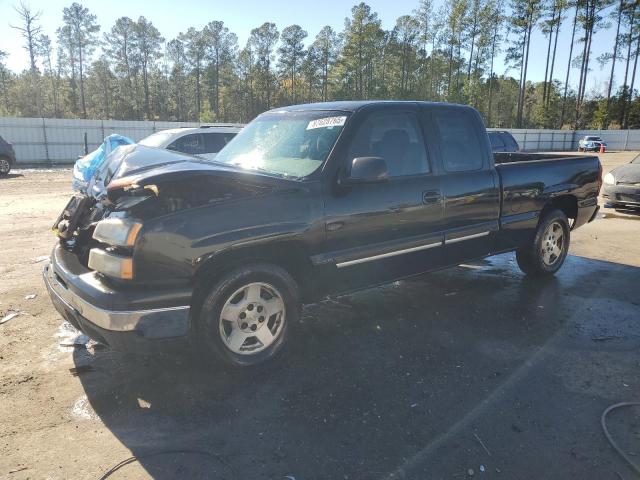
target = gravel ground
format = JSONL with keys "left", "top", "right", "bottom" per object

{"left": 0, "top": 152, "right": 639, "bottom": 480}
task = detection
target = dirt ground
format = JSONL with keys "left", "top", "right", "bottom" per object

{"left": 1, "top": 152, "right": 639, "bottom": 479}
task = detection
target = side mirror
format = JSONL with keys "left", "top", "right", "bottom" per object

{"left": 343, "top": 156, "right": 389, "bottom": 184}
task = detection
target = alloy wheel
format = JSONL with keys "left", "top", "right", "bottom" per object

{"left": 218, "top": 282, "right": 286, "bottom": 355}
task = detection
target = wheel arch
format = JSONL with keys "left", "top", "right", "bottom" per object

{"left": 541, "top": 195, "right": 578, "bottom": 227}
{"left": 190, "top": 240, "right": 315, "bottom": 315}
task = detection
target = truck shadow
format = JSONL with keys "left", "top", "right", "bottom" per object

{"left": 72, "top": 252, "right": 640, "bottom": 479}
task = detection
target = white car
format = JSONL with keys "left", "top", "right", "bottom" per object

{"left": 138, "top": 125, "right": 244, "bottom": 160}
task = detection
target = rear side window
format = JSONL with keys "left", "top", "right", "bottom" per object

{"left": 348, "top": 111, "right": 430, "bottom": 177}
{"left": 502, "top": 133, "right": 519, "bottom": 151}
{"left": 488, "top": 133, "right": 504, "bottom": 149}
{"left": 434, "top": 110, "right": 484, "bottom": 172}
{"left": 204, "top": 133, "right": 237, "bottom": 154}
{"left": 167, "top": 134, "right": 204, "bottom": 155}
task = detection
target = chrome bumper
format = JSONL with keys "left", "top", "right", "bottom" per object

{"left": 43, "top": 261, "right": 190, "bottom": 335}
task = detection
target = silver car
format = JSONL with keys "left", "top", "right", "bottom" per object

{"left": 139, "top": 125, "right": 243, "bottom": 160}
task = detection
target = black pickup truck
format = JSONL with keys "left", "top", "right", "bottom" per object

{"left": 44, "top": 101, "right": 601, "bottom": 367}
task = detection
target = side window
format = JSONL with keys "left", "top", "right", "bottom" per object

{"left": 167, "top": 134, "right": 204, "bottom": 155}
{"left": 503, "top": 133, "right": 519, "bottom": 151}
{"left": 434, "top": 110, "right": 484, "bottom": 172}
{"left": 204, "top": 133, "right": 237, "bottom": 154}
{"left": 347, "top": 111, "right": 430, "bottom": 177}
{"left": 488, "top": 133, "right": 504, "bottom": 149}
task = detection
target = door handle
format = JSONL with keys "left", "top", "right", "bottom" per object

{"left": 422, "top": 190, "right": 441, "bottom": 205}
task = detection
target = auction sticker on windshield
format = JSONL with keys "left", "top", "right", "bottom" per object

{"left": 306, "top": 116, "right": 347, "bottom": 130}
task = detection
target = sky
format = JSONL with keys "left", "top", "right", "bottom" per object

{"left": 0, "top": 0, "right": 622, "bottom": 95}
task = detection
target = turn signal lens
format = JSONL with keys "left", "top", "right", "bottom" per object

{"left": 88, "top": 249, "right": 134, "bottom": 280}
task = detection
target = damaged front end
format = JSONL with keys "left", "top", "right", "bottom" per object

{"left": 53, "top": 145, "right": 281, "bottom": 272}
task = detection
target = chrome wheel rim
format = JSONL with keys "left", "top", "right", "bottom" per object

{"left": 218, "top": 282, "right": 285, "bottom": 355}
{"left": 0, "top": 159, "right": 10, "bottom": 174}
{"left": 541, "top": 221, "right": 564, "bottom": 266}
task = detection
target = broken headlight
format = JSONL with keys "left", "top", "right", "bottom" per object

{"left": 92, "top": 218, "right": 142, "bottom": 248}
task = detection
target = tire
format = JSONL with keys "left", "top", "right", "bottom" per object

{"left": 516, "top": 209, "right": 570, "bottom": 277}
{"left": 196, "top": 263, "right": 299, "bottom": 367}
{"left": 0, "top": 156, "right": 11, "bottom": 176}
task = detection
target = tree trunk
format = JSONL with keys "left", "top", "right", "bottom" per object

{"left": 560, "top": 4, "right": 578, "bottom": 128}
{"left": 546, "top": 4, "right": 563, "bottom": 110}
{"left": 574, "top": 2, "right": 591, "bottom": 127}
{"left": 195, "top": 63, "right": 201, "bottom": 122}
{"left": 604, "top": 0, "right": 624, "bottom": 128}
{"left": 487, "top": 21, "right": 498, "bottom": 126}
{"left": 623, "top": 32, "right": 640, "bottom": 129}
{"left": 78, "top": 44, "right": 87, "bottom": 119}
{"left": 619, "top": 4, "right": 637, "bottom": 126}
{"left": 542, "top": 2, "right": 557, "bottom": 105}
{"left": 143, "top": 62, "right": 151, "bottom": 119}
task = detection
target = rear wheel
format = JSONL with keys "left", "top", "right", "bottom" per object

{"left": 0, "top": 157, "right": 11, "bottom": 176}
{"left": 196, "top": 263, "right": 299, "bottom": 367}
{"left": 516, "top": 209, "right": 570, "bottom": 277}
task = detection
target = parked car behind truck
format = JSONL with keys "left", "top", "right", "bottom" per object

{"left": 44, "top": 101, "right": 602, "bottom": 368}
{"left": 0, "top": 134, "right": 16, "bottom": 176}
{"left": 138, "top": 125, "right": 242, "bottom": 160}
{"left": 487, "top": 130, "right": 519, "bottom": 152}
{"left": 578, "top": 135, "right": 607, "bottom": 152}
{"left": 602, "top": 154, "right": 640, "bottom": 209}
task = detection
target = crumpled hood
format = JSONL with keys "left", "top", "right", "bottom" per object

{"left": 103, "top": 145, "right": 299, "bottom": 218}
{"left": 611, "top": 162, "right": 640, "bottom": 184}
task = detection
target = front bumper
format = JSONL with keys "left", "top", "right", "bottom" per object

{"left": 602, "top": 184, "right": 640, "bottom": 207}
{"left": 43, "top": 244, "right": 192, "bottom": 351}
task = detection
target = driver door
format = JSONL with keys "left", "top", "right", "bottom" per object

{"left": 320, "top": 106, "right": 445, "bottom": 292}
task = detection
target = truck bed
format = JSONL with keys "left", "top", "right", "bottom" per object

{"left": 495, "top": 152, "right": 601, "bottom": 235}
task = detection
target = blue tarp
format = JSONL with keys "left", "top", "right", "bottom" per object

{"left": 72, "top": 134, "right": 134, "bottom": 193}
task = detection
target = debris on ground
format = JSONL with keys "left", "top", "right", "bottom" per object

{"left": 137, "top": 398, "right": 151, "bottom": 409}
{"left": 7, "top": 466, "right": 28, "bottom": 474}
{"left": 59, "top": 334, "right": 91, "bottom": 348}
{"left": 592, "top": 335, "right": 623, "bottom": 342}
{"left": 24, "top": 294, "right": 37, "bottom": 300}
{"left": 467, "top": 468, "right": 475, "bottom": 476}
{"left": 69, "top": 365, "right": 94, "bottom": 376}
{"left": 1, "top": 311, "right": 21, "bottom": 324}
{"left": 473, "top": 432, "right": 492, "bottom": 457}
{"left": 33, "top": 255, "right": 50, "bottom": 263}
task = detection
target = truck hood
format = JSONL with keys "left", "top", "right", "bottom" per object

{"left": 104, "top": 146, "right": 300, "bottom": 217}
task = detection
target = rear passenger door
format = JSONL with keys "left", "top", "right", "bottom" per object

{"left": 429, "top": 107, "right": 500, "bottom": 263}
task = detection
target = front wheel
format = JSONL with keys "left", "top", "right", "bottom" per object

{"left": 0, "top": 157, "right": 11, "bottom": 176}
{"left": 196, "top": 263, "right": 299, "bottom": 367}
{"left": 516, "top": 209, "right": 570, "bottom": 277}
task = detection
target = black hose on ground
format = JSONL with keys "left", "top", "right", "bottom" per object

{"left": 97, "top": 448, "right": 236, "bottom": 480}
{"left": 601, "top": 402, "right": 640, "bottom": 476}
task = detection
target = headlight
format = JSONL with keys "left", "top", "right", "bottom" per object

{"left": 88, "top": 248, "right": 134, "bottom": 280}
{"left": 93, "top": 218, "right": 142, "bottom": 247}
{"left": 603, "top": 173, "right": 615, "bottom": 185}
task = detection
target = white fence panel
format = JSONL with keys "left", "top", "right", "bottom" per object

{"left": 1, "top": 116, "right": 639, "bottom": 165}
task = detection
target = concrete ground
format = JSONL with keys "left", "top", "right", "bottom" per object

{"left": 0, "top": 152, "right": 639, "bottom": 480}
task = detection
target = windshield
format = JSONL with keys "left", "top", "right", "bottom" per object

{"left": 586, "top": 136, "right": 602, "bottom": 141}
{"left": 138, "top": 131, "right": 176, "bottom": 148}
{"left": 214, "top": 111, "right": 348, "bottom": 178}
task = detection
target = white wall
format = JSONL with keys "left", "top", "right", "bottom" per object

{"left": 1, "top": 116, "right": 639, "bottom": 165}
